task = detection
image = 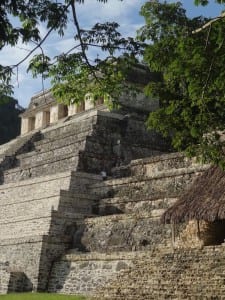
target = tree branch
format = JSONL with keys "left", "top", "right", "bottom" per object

{"left": 192, "top": 12, "right": 225, "bottom": 34}
{"left": 9, "top": 2, "right": 71, "bottom": 70}
{"left": 70, "top": 1, "right": 103, "bottom": 86}
{"left": 201, "top": 37, "right": 225, "bottom": 100}
{"left": 31, "top": 40, "right": 47, "bottom": 103}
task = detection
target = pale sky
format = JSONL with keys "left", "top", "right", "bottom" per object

{"left": 1, "top": 0, "right": 223, "bottom": 108}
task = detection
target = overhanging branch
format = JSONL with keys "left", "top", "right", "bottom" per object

{"left": 192, "top": 12, "right": 225, "bottom": 34}
{"left": 70, "top": 0, "right": 103, "bottom": 86}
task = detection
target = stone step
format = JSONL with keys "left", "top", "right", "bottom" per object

{"left": 40, "top": 124, "right": 93, "bottom": 142}
{"left": 0, "top": 131, "right": 41, "bottom": 158}
{"left": 18, "top": 140, "right": 86, "bottom": 168}
{"left": 97, "top": 196, "right": 178, "bottom": 215}
{"left": 48, "top": 251, "right": 138, "bottom": 295}
{"left": 0, "top": 171, "right": 72, "bottom": 203}
{"left": 33, "top": 132, "right": 88, "bottom": 152}
{"left": 74, "top": 213, "right": 171, "bottom": 252}
{"left": 0, "top": 210, "right": 85, "bottom": 240}
{"left": 0, "top": 216, "right": 52, "bottom": 239}
{"left": 39, "top": 113, "right": 98, "bottom": 141}
{"left": 60, "top": 190, "right": 98, "bottom": 214}
{"left": 129, "top": 152, "right": 209, "bottom": 177}
{"left": 89, "top": 165, "right": 207, "bottom": 200}
{"left": 3, "top": 154, "right": 79, "bottom": 183}
{"left": 0, "top": 190, "right": 96, "bottom": 221}
{"left": 0, "top": 195, "right": 61, "bottom": 220}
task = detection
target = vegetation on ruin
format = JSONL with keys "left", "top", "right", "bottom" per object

{"left": 139, "top": 1, "right": 225, "bottom": 167}
{"left": 0, "top": 293, "right": 86, "bottom": 300}
{"left": 2, "top": 0, "right": 225, "bottom": 165}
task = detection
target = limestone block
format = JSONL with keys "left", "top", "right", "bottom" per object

{"left": 68, "top": 104, "right": 76, "bottom": 116}
{"left": 0, "top": 262, "right": 10, "bottom": 294}
{"left": 85, "top": 93, "right": 94, "bottom": 110}
{"left": 50, "top": 104, "right": 68, "bottom": 123}
{"left": 35, "top": 111, "right": 44, "bottom": 129}
{"left": 48, "top": 254, "right": 133, "bottom": 295}
{"left": 21, "top": 118, "right": 29, "bottom": 135}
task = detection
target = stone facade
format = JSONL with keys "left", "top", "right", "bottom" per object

{"left": 1, "top": 84, "right": 225, "bottom": 299}
{"left": 48, "top": 252, "right": 134, "bottom": 295}
{"left": 93, "top": 245, "right": 225, "bottom": 299}
{"left": 0, "top": 88, "right": 170, "bottom": 294}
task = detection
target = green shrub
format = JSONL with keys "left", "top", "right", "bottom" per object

{"left": 0, "top": 293, "right": 86, "bottom": 300}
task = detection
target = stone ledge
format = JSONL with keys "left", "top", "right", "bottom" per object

{"left": 71, "top": 171, "right": 102, "bottom": 180}
{"left": 0, "top": 131, "right": 39, "bottom": 157}
{"left": 37, "top": 108, "right": 106, "bottom": 136}
{"left": 19, "top": 147, "right": 82, "bottom": 168}
{"left": 0, "top": 171, "right": 72, "bottom": 190}
{"left": 0, "top": 234, "right": 73, "bottom": 246}
{"left": 0, "top": 235, "right": 44, "bottom": 246}
{"left": 0, "top": 208, "right": 86, "bottom": 226}
{"left": 0, "top": 213, "right": 53, "bottom": 225}
{"left": 34, "top": 126, "right": 92, "bottom": 146}
{"left": 84, "top": 212, "right": 162, "bottom": 224}
{"left": 18, "top": 136, "right": 86, "bottom": 160}
{"left": 130, "top": 152, "right": 186, "bottom": 166}
{"left": 99, "top": 196, "right": 178, "bottom": 205}
{"left": 63, "top": 250, "right": 148, "bottom": 262}
{"left": 89, "top": 165, "right": 209, "bottom": 189}
{"left": 0, "top": 194, "right": 60, "bottom": 207}
{"left": 60, "top": 190, "right": 98, "bottom": 200}
{"left": 5, "top": 153, "right": 78, "bottom": 173}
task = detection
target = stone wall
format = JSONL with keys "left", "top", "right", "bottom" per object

{"left": 0, "top": 262, "right": 10, "bottom": 294}
{"left": 78, "top": 214, "right": 171, "bottom": 252}
{"left": 0, "top": 237, "right": 43, "bottom": 291}
{"left": 0, "top": 170, "right": 101, "bottom": 292}
{"left": 0, "top": 100, "right": 213, "bottom": 298}
{"left": 48, "top": 252, "right": 135, "bottom": 295}
{"left": 1, "top": 110, "right": 168, "bottom": 184}
{"left": 94, "top": 245, "right": 225, "bottom": 299}
{"left": 174, "top": 219, "right": 225, "bottom": 249}
{"left": 47, "top": 153, "right": 209, "bottom": 297}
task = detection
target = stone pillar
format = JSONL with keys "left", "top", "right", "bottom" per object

{"left": 85, "top": 93, "right": 94, "bottom": 110}
{"left": 50, "top": 105, "right": 58, "bottom": 124}
{"left": 50, "top": 104, "right": 68, "bottom": 124}
{"left": 68, "top": 104, "right": 76, "bottom": 116}
{"left": 35, "top": 111, "right": 44, "bottom": 129}
{"left": 21, "top": 118, "right": 29, "bottom": 135}
{"left": 68, "top": 102, "right": 85, "bottom": 115}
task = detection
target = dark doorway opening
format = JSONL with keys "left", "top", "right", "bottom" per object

{"left": 203, "top": 220, "right": 225, "bottom": 246}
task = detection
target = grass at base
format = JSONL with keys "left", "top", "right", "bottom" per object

{"left": 0, "top": 293, "right": 86, "bottom": 300}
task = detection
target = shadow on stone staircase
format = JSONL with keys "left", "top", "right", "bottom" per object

{"left": 47, "top": 153, "right": 209, "bottom": 297}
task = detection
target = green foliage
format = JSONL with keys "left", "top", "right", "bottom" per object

{"left": 194, "top": 0, "right": 225, "bottom": 5}
{"left": 27, "top": 22, "right": 145, "bottom": 108}
{"left": 139, "top": 0, "right": 225, "bottom": 166}
{"left": 0, "top": 0, "right": 123, "bottom": 96}
{"left": 0, "top": 293, "right": 86, "bottom": 300}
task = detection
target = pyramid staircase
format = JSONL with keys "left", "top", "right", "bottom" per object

{"left": 48, "top": 153, "right": 209, "bottom": 297}
{"left": 0, "top": 109, "right": 169, "bottom": 293}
